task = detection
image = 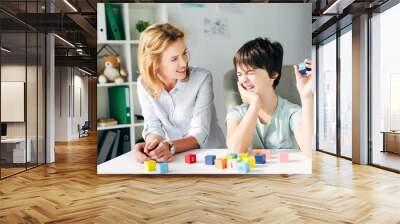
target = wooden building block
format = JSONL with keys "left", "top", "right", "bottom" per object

{"left": 255, "top": 154, "right": 266, "bottom": 164}
{"left": 252, "top": 149, "right": 264, "bottom": 155}
{"left": 243, "top": 156, "right": 256, "bottom": 168}
{"left": 215, "top": 158, "right": 227, "bottom": 169}
{"left": 205, "top": 155, "right": 216, "bottom": 165}
{"left": 239, "top": 153, "right": 248, "bottom": 161}
{"left": 157, "top": 163, "right": 169, "bottom": 174}
{"left": 144, "top": 160, "right": 156, "bottom": 171}
{"left": 280, "top": 152, "right": 289, "bottom": 162}
{"left": 237, "top": 161, "right": 250, "bottom": 173}
{"left": 227, "top": 159, "right": 238, "bottom": 169}
{"left": 228, "top": 153, "right": 238, "bottom": 159}
{"left": 185, "top": 154, "right": 196, "bottom": 164}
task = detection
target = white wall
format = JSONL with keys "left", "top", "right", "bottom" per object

{"left": 72, "top": 74, "right": 89, "bottom": 138}
{"left": 55, "top": 67, "right": 69, "bottom": 141}
{"left": 54, "top": 67, "right": 89, "bottom": 141}
{"left": 167, "top": 3, "right": 312, "bottom": 132}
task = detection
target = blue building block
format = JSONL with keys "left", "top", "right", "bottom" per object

{"left": 237, "top": 161, "right": 250, "bottom": 173}
{"left": 298, "top": 63, "right": 308, "bottom": 76}
{"left": 205, "top": 155, "right": 216, "bottom": 165}
{"left": 255, "top": 154, "right": 266, "bottom": 164}
{"left": 157, "top": 163, "right": 169, "bottom": 174}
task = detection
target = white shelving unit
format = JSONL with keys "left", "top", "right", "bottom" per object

{"left": 97, "top": 124, "right": 131, "bottom": 131}
{"left": 97, "top": 3, "right": 168, "bottom": 152}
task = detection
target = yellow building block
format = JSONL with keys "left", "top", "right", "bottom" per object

{"left": 242, "top": 156, "right": 256, "bottom": 168}
{"left": 144, "top": 160, "right": 156, "bottom": 171}
{"left": 248, "top": 157, "right": 256, "bottom": 168}
{"left": 239, "top": 153, "right": 248, "bottom": 161}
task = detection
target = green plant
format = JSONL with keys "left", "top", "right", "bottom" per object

{"left": 136, "top": 20, "right": 150, "bottom": 32}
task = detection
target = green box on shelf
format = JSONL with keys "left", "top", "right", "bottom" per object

{"left": 105, "top": 3, "right": 126, "bottom": 40}
{"left": 108, "top": 86, "right": 131, "bottom": 124}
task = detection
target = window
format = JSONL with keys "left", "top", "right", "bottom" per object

{"left": 371, "top": 2, "right": 400, "bottom": 171}
{"left": 317, "top": 35, "right": 337, "bottom": 154}
{"left": 339, "top": 28, "right": 352, "bottom": 158}
{"left": 0, "top": 1, "right": 47, "bottom": 179}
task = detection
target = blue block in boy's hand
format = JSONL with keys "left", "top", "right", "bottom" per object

{"left": 255, "top": 154, "right": 266, "bottom": 164}
{"left": 237, "top": 161, "right": 250, "bottom": 173}
{"left": 298, "top": 63, "right": 308, "bottom": 76}
{"left": 157, "top": 163, "right": 169, "bottom": 174}
{"left": 205, "top": 155, "right": 216, "bottom": 165}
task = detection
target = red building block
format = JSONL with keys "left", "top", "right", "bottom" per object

{"left": 185, "top": 154, "right": 196, "bottom": 164}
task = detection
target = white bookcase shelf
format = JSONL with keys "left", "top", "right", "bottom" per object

{"left": 97, "top": 40, "right": 129, "bottom": 45}
{"left": 97, "top": 3, "right": 168, "bottom": 155}
{"left": 97, "top": 82, "right": 130, "bottom": 88}
{"left": 97, "top": 124, "right": 131, "bottom": 131}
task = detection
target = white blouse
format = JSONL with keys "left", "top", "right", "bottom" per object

{"left": 137, "top": 67, "right": 226, "bottom": 149}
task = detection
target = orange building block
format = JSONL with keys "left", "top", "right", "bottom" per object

{"left": 253, "top": 149, "right": 271, "bottom": 159}
{"left": 215, "top": 158, "right": 227, "bottom": 169}
{"left": 252, "top": 149, "right": 264, "bottom": 155}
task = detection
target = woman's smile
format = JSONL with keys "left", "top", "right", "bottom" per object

{"left": 176, "top": 67, "right": 186, "bottom": 74}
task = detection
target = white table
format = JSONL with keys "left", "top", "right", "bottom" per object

{"left": 97, "top": 149, "right": 312, "bottom": 174}
{"left": 1, "top": 138, "right": 32, "bottom": 163}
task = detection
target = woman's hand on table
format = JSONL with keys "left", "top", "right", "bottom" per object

{"left": 134, "top": 142, "right": 151, "bottom": 163}
{"left": 144, "top": 138, "right": 160, "bottom": 155}
{"left": 147, "top": 141, "right": 174, "bottom": 163}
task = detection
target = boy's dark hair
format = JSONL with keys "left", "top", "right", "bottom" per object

{"left": 233, "top": 37, "right": 283, "bottom": 89}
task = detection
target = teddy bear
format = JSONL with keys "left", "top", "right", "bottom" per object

{"left": 98, "top": 55, "right": 127, "bottom": 84}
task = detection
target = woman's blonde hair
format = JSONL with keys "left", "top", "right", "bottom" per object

{"left": 137, "top": 23, "right": 185, "bottom": 98}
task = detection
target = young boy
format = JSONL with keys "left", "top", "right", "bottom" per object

{"left": 225, "top": 37, "right": 313, "bottom": 157}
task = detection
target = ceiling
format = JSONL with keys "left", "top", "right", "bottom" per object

{"left": 0, "top": 0, "right": 96, "bottom": 74}
{"left": 0, "top": 0, "right": 393, "bottom": 73}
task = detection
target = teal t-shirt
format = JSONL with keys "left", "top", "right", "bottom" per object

{"left": 226, "top": 96, "right": 301, "bottom": 151}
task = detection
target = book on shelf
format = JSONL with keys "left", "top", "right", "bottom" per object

{"left": 97, "top": 131, "right": 116, "bottom": 164}
{"left": 108, "top": 86, "right": 131, "bottom": 125}
{"left": 121, "top": 134, "right": 131, "bottom": 154}
{"left": 110, "top": 129, "right": 121, "bottom": 160}
{"left": 97, "top": 118, "right": 118, "bottom": 127}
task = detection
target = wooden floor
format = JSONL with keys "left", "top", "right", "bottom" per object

{"left": 1, "top": 135, "right": 400, "bottom": 223}
{"left": 372, "top": 150, "right": 400, "bottom": 171}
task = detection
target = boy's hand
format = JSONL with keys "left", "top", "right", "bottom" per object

{"left": 237, "top": 82, "right": 261, "bottom": 107}
{"left": 293, "top": 59, "right": 313, "bottom": 100}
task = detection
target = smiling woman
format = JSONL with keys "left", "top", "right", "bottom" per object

{"left": 134, "top": 23, "right": 226, "bottom": 163}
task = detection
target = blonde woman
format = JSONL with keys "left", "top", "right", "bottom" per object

{"left": 134, "top": 23, "right": 225, "bottom": 163}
